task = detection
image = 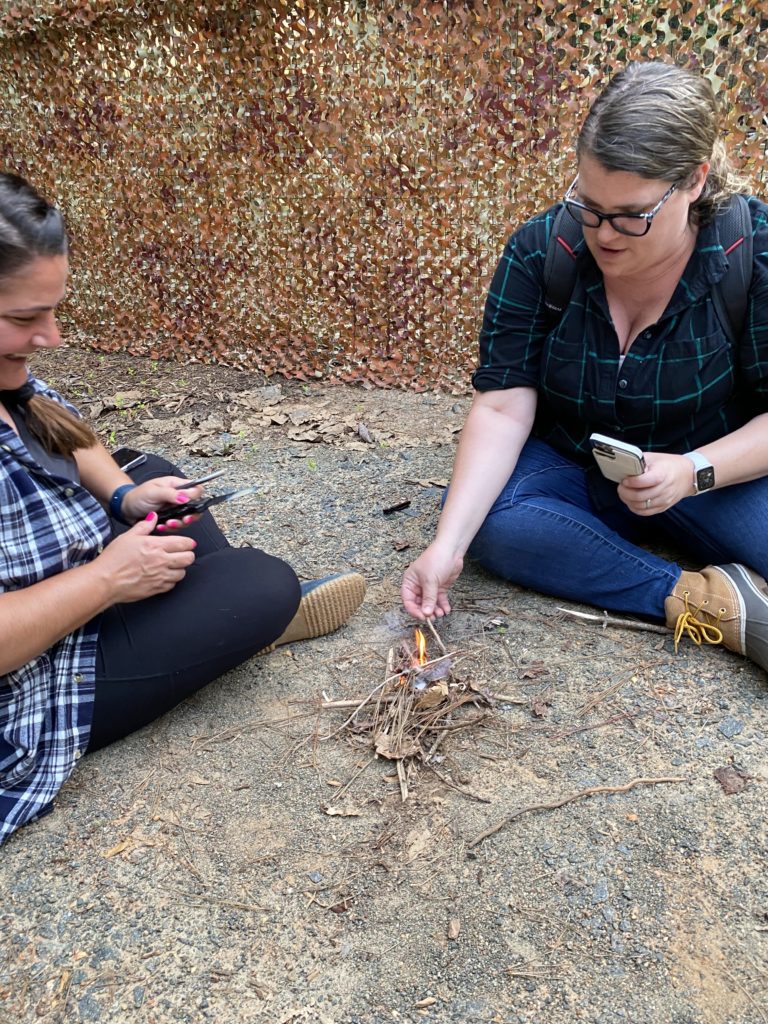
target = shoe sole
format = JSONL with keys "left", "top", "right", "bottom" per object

{"left": 270, "top": 573, "right": 367, "bottom": 649}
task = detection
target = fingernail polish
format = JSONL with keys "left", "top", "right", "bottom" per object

{"left": 156, "top": 523, "right": 167, "bottom": 533}
{"left": 183, "top": 515, "right": 195, "bottom": 524}
{"left": 176, "top": 492, "right": 189, "bottom": 503}
{"left": 145, "top": 512, "right": 155, "bottom": 522}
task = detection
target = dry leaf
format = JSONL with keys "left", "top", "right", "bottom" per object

{"left": 322, "top": 804, "right": 361, "bottom": 817}
{"left": 713, "top": 765, "right": 750, "bottom": 795}
{"left": 103, "top": 839, "right": 131, "bottom": 859}
{"left": 405, "top": 828, "right": 431, "bottom": 859}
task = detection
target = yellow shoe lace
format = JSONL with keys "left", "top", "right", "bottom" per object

{"left": 673, "top": 591, "right": 725, "bottom": 652}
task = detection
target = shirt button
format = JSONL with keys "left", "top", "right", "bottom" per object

{"left": 74, "top": 749, "right": 82, "bottom": 760}
{"left": 96, "top": 544, "right": 104, "bottom": 553}
{"left": 0, "top": 445, "right": 10, "bottom": 453}
{"left": 618, "top": 379, "right": 628, "bottom": 389}
{"left": 643, "top": 330, "right": 653, "bottom": 339}
{"left": 74, "top": 673, "right": 84, "bottom": 683}
{"left": 64, "top": 487, "right": 75, "bottom": 497}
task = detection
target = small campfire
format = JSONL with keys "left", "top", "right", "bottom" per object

{"left": 320, "top": 621, "right": 494, "bottom": 800}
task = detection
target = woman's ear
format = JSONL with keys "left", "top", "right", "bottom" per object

{"left": 688, "top": 162, "right": 710, "bottom": 200}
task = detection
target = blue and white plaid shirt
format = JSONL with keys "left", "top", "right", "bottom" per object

{"left": 0, "top": 376, "right": 111, "bottom": 844}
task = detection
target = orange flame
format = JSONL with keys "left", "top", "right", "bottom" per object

{"left": 414, "top": 628, "right": 427, "bottom": 666}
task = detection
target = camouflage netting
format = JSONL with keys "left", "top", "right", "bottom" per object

{"left": 0, "top": 1, "right": 766, "bottom": 389}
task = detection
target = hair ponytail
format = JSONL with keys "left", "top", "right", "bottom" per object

{"left": 24, "top": 394, "right": 99, "bottom": 456}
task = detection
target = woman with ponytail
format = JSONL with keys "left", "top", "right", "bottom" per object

{"left": 0, "top": 173, "right": 365, "bottom": 844}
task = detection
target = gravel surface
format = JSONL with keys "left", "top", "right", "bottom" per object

{"left": 1, "top": 349, "right": 767, "bottom": 1024}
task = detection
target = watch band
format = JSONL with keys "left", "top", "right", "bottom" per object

{"left": 108, "top": 483, "right": 137, "bottom": 524}
{"left": 683, "top": 452, "right": 715, "bottom": 494}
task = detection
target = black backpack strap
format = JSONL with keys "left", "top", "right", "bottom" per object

{"left": 542, "top": 205, "right": 582, "bottom": 319}
{"left": 711, "top": 194, "right": 753, "bottom": 344}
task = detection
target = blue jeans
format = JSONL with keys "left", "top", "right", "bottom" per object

{"left": 467, "top": 438, "right": 768, "bottom": 621}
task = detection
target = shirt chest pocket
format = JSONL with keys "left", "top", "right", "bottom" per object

{"left": 539, "top": 336, "right": 600, "bottom": 413}
{"left": 646, "top": 331, "right": 737, "bottom": 421}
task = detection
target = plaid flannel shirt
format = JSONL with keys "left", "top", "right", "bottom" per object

{"left": 473, "top": 196, "right": 768, "bottom": 460}
{"left": 0, "top": 376, "right": 111, "bottom": 844}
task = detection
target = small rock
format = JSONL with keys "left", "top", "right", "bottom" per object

{"left": 591, "top": 880, "right": 609, "bottom": 904}
{"left": 718, "top": 717, "right": 744, "bottom": 739}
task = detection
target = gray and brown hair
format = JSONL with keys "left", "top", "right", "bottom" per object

{"left": 576, "top": 61, "right": 749, "bottom": 224}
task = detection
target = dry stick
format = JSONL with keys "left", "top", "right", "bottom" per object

{"left": 328, "top": 755, "right": 377, "bottom": 803}
{"left": 556, "top": 606, "right": 669, "bottom": 634}
{"left": 423, "top": 759, "right": 492, "bottom": 803}
{"left": 468, "top": 775, "right": 685, "bottom": 848}
{"left": 425, "top": 616, "right": 448, "bottom": 654}
{"left": 723, "top": 968, "right": 768, "bottom": 1024}
{"left": 396, "top": 760, "right": 409, "bottom": 802}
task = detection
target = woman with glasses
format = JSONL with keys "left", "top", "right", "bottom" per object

{"left": 402, "top": 61, "right": 768, "bottom": 674}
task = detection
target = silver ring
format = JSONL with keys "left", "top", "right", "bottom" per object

{"left": 644, "top": 498, "right": 651, "bottom": 509}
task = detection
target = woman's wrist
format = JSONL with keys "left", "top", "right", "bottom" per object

{"left": 108, "top": 483, "right": 137, "bottom": 524}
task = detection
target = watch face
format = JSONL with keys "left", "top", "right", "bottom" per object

{"left": 696, "top": 466, "right": 716, "bottom": 491}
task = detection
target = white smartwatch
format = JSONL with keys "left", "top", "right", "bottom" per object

{"left": 683, "top": 452, "right": 715, "bottom": 494}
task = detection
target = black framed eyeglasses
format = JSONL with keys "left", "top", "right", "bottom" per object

{"left": 563, "top": 177, "right": 678, "bottom": 237}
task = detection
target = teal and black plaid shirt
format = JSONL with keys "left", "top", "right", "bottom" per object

{"left": 473, "top": 197, "right": 768, "bottom": 462}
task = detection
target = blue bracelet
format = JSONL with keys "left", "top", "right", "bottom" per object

{"left": 108, "top": 483, "right": 137, "bottom": 524}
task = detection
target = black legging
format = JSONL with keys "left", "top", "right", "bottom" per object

{"left": 87, "top": 454, "right": 300, "bottom": 751}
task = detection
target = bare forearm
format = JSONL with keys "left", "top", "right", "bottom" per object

{"left": 0, "top": 562, "right": 114, "bottom": 674}
{"left": 697, "top": 413, "right": 768, "bottom": 489}
{"left": 434, "top": 388, "right": 536, "bottom": 558}
{"left": 74, "top": 442, "right": 131, "bottom": 504}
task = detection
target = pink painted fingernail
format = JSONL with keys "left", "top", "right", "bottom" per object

{"left": 156, "top": 523, "right": 168, "bottom": 533}
{"left": 182, "top": 515, "right": 195, "bottom": 525}
{"left": 145, "top": 512, "right": 156, "bottom": 522}
{"left": 176, "top": 492, "right": 189, "bottom": 503}
{"left": 166, "top": 519, "right": 181, "bottom": 529}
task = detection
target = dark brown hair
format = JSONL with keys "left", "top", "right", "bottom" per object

{"left": 0, "top": 173, "right": 97, "bottom": 455}
{"left": 576, "top": 62, "right": 749, "bottom": 225}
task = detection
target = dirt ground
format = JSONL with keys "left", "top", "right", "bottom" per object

{"left": 1, "top": 346, "right": 767, "bottom": 1024}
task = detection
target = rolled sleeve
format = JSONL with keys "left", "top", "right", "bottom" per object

{"left": 472, "top": 207, "right": 557, "bottom": 393}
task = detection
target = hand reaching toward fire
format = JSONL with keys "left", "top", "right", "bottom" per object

{"left": 401, "top": 542, "right": 464, "bottom": 620}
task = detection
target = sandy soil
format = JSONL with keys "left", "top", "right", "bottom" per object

{"left": 1, "top": 347, "right": 767, "bottom": 1024}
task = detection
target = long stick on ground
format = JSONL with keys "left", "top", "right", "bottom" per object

{"left": 556, "top": 607, "right": 669, "bottom": 634}
{"left": 468, "top": 775, "right": 685, "bottom": 848}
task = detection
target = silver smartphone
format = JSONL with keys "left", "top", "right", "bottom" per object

{"left": 589, "top": 433, "right": 646, "bottom": 482}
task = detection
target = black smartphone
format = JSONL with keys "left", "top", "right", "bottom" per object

{"left": 154, "top": 486, "right": 259, "bottom": 525}
{"left": 111, "top": 447, "right": 148, "bottom": 473}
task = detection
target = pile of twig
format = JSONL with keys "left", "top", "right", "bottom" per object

{"left": 319, "top": 621, "right": 502, "bottom": 800}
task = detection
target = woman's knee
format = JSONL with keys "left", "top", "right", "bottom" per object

{"left": 227, "top": 547, "right": 301, "bottom": 626}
